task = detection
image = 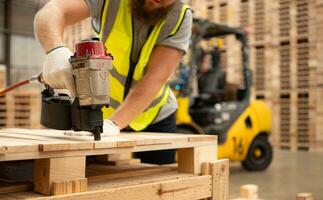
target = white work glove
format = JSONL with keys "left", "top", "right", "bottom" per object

{"left": 64, "top": 120, "right": 120, "bottom": 137}
{"left": 43, "top": 46, "right": 76, "bottom": 97}
{"left": 101, "top": 120, "right": 120, "bottom": 136}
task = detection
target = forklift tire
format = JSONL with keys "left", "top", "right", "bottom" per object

{"left": 242, "top": 135, "right": 273, "bottom": 171}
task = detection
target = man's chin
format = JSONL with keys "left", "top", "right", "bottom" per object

{"left": 131, "top": 0, "right": 174, "bottom": 25}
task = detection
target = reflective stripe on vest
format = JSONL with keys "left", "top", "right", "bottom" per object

{"left": 100, "top": 0, "right": 190, "bottom": 131}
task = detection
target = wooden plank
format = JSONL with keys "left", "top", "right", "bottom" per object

{"left": 118, "top": 133, "right": 188, "bottom": 146}
{"left": 0, "top": 138, "right": 39, "bottom": 153}
{"left": 187, "top": 134, "right": 218, "bottom": 143}
{"left": 34, "top": 156, "right": 86, "bottom": 195}
{"left": 93, "top": 138, "right": 136, "bottom": 149}
{"left": 0, "top": 132, "right": 94, "bottom": 152}
{"left": 0, "top": 134, "right": 93, "bottom": 152}
{"left": 0, "top": 182, "right": 32, "bottom": 194}
{"left": 178, "top": 145, "right": 217, "bottom": 174}
{"left": 88, "top": 166, "right": 177, "bottom": 182}
{"left": 28, "top": 175, "right": 212, "bottom": 200}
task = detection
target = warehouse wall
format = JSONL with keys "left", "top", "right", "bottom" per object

{"left": 10, "top": 0, "right": 44, "bottom": 84}
{"left": 10, "top": 35, "right": 44, "bottom": 84}
{"left": 0, "top": 0, "right": 45, "bottom": 86}
{"left": 11, "top": 0, "right": 36, "bottom": 35}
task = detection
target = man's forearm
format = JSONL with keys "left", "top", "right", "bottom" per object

{"left": 34, "top": 0, "right": 90, "bottom": 52}
{"left": 109, "top": 74, "right": 165, "bottom": 129}
{"left": 34, "top": 2, "right": 66, "bottom": 52}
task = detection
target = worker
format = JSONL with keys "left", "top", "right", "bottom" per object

{"left": 34, "top": 0, "right": 192, "bottom": 164}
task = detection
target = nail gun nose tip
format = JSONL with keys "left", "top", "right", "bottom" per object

{"left": 94, "top": 134, "right": 101, "bottom": 141}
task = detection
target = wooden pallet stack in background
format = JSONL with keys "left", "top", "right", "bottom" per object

{"left": 0, "top": 90, "right": 41, "bottom": 129}
{"left": 276, "top": 0, "right": 320, "bottom": 151}
{"left": 9, "top": 90, "right": 41, "bottom": 129}
{"left": 186, "top": 0, "right": 323, "bottom": 151}
{"left": 313, "top": 0, "right": 323, "bottom": 151}
{"left": 0, "top": 95, "right": 14, "bottom": 129}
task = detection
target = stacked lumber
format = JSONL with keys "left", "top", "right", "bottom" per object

{"left": 0, "top": 129, "right": 229, "bottom": 199}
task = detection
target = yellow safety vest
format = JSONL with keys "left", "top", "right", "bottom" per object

{"left": 99, "top": 0, "right": 190, "bottom": 131}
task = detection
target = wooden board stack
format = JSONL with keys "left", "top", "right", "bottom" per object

{"left": 0, "top": 129, "right": 229, "bottom": 200}
{"left": 186, "top": 0, "right": 323, "bottom": 151}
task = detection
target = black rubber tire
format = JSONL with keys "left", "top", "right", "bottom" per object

{"left": 242, "top": 135, "right": 273, "bottom": 171}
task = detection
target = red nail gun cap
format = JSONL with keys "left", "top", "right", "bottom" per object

{"left": 74, "top": 39, "right": 111, "bottom": 59}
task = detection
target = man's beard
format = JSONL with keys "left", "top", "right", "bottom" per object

{"left": 131, "top": 0, "right": 173, "bottom": 25}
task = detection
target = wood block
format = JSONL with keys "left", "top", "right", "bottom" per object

{"left": 296, "top": 193, "right": 314, "bottom": 200}
{"left": 33, "top": 156, "right": 86, "bottom": 195}
{"left": 178, "top": 145, "right": 217, "bottom": 174}
{"left": 202, "top": 159, "right": 229, "bottom": 200}
{"left": 240, "top": 184, "right": 258, "bottom": 199}
{"left": 51, "top": 178, "right": 87, "bottom": 196}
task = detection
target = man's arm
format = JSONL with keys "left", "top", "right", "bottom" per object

{"left": 109, "top": 46, "right": 183, "bottom": 129}
{"left": 34, "top": 0, "right": 90, "bottom": 52}
{"left": 34, "top": 0, "right": 90, "bottom": 97}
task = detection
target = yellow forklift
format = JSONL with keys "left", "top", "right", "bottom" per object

{"left": 172, "top": 19, "right": 273, "bottom": 171}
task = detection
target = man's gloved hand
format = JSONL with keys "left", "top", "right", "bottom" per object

{"left": 64, "top": 120, "right": 120, "bottom": 137}
{"left": 43, "top": 46, "right": 76, "bottom": 97}
{"left": 101, "top": 120, "right": 120, "bottom": 136}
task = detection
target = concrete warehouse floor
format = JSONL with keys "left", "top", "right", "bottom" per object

{"left": 229, "top": 150, "right": 323, "bottom": 200}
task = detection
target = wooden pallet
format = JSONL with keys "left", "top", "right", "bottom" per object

{"left": 11, "top": 90, "right": 41, "bottom": 129}
{"left": 0, "top": 129, "right": 229, "bottom": 200}
{"left": 0, "top": 90, "right": 42, "bottom": 129}
{"left": 0, "top": 95, "right": 14, "bottom": 128}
